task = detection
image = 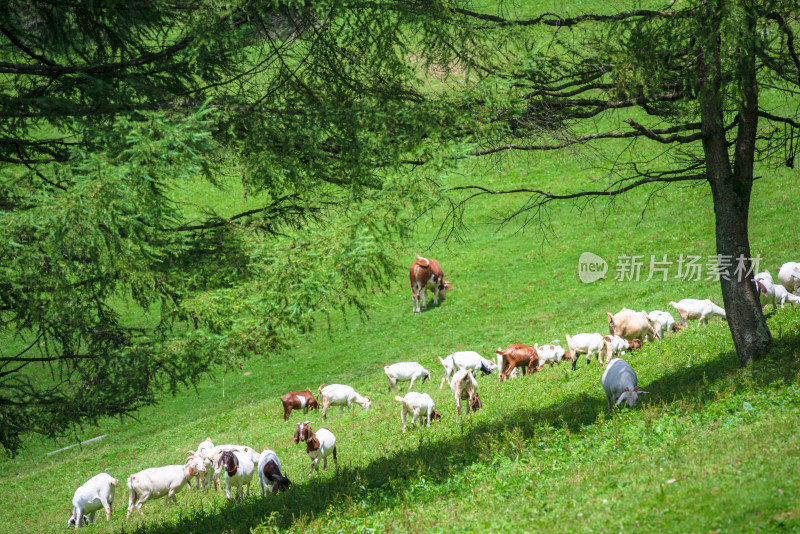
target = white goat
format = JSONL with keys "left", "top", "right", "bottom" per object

{"left": 647, "top": 310, "right": 677, "bottom": 340}
{"left": 318, "top": 384, "right": 371, "bottom": 420}
{"left": 534, "top": 343, "right": 570, "bottom": 370}
{"left": 126, "top": 455, "right": 206, "bottom": 518}
{"left": 202, "top": 444, "right": 260, "bottom": 489}
{"left": 293, "top": 421, "right": 337, "bottom": 477}
{"left": 602, "top": 335, "right": 640, "bottom": 361}
{"left": 384, "top": 362, "right": 431, "bottom": 391}
{"left": 67, "top": 473, "right": 118, "bottom": 528}
{"left": 192, "top": 437, "right": 214, "bottom": 491}
{"left": 217, "top": 450, "right": 255, "bottom": 501}
{"left": 450, "top": 368, "right": 480, "bottom": 415}
{"left": 778, "top": 262, "right": 800, "bottom": 294}
{"left": 438, "top": 351, "right": 497, "bottom": 388}
{"left": 756, "top": 270, "right": 774, "bottom": 284}
{"left": 394, "top": 392, "right": 441, "bottom": 432}
{"left": 755, "top": 277, "right": 777, "bottom": 311}
{"left": 258, "top": 449, "right": 291, "bottom": 497}
{"left": 565, "top": 333, "right": 610, "bottom": 370}
{"left": 774, "top": 284, "right": 800, "bottom": 307}
{"left": 601, "top": 358, "right": 648, "bottom": 413}
{"left": 669, "top": 299, "right": 726, "bottom": 325}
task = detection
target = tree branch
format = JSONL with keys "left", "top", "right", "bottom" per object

{"left": 451, "top": 173, "right": 706, "bottom": 202}
{"left": 758, "top": 110, "right": 800, "bottom": 129}
{"left": 469, "top": 122, "right": 702, "bottom": 156}
{"left": 452, "top": 8, "right": 691, "bottom": 28}
{"left": 0, "top": 26, "right": 56, "bottom": 66}
{"left": 766, "top": 11, "right": 800, "bottom": 86}
{"left": 0, "top": 37, "right": 192, "bottom": 76}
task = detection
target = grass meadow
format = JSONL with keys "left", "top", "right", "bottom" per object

{"left": 2, "top": 0, "right": 800, "bottom": 531}
{"left": 1, "top": 146, "right": 799, "bottom": 533}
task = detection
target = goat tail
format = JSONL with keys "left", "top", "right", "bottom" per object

{"left": 415, "top": 254, "right": 430, "bottom": 267}
{"left": 395, "top": 396, "right": 405, "bottom": 403}
{"left": 318, "top": 383, "right": 326, "bottom": 395}
{"left": 494, "top": 349, "right": 505, "bottom": 355}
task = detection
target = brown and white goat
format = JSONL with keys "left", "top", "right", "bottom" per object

{"left": 258, "top": 449, "right": 291, "bottom": 497}
{"left": 409, "top": 254, "right": 453, "bottom": 313}
{"left": 279, "top": 390, "right": 320, "bottom": 422}
{"left": 495, "top": 344, "right": 539, "bottom": 382}
{"left": 293, "top": 422, "right": 338, "bottom": 477}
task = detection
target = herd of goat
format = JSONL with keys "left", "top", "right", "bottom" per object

{"left": 64, "top": 257, "right": 800, "bottom": 528}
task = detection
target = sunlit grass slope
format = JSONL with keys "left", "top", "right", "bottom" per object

{"left": 1, "top": 146, "right": 799, "bottom": 533}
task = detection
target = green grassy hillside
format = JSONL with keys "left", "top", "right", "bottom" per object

{"left": 1, "top": 149, "right": 799, "bottom": 533}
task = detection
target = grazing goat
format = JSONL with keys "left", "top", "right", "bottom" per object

{"left": 756, "top": 270, "right": 774, "bottom": 284}
{"left": 293, "top": 421, "right": 338, "bottom": 477}
{"left": 669, "top": 299, "right": 726, "bottom": 325}
{"left": 217, "top": 450, "right": 255, "bottom": 501}
{"left": 450, "top": 368, "right": 479, "bottom": 415}
{"left": 755, "top": 278, "right": 777, "bottom": 311}
{"left": 201, "top": 444, "right": 260, "bottom": 491}
{"left": 394, "top": 392, "right": 442, "bottom": 432}
{"left": 279, "top": 390, "right": 320, "bottom": 422}
{"left": 534, "top": 343, "right": 572, "bottom": 370}
{"left": 384, "top": 362, "right": 431, "bottom": 391}
{"left": 565, "top": 333, "right": 610, "bottom": 371}
{"left": 258, "top": 449, "right": 291, "bottom": 497}
{"left": 647, "top": 310, "right": 678, "bottom": 340}
{"left": 602, "top": 335, "right": 640, "bottom": 364}
{"left": 67, "top": 473, "right": 117, "bottom": 528}
{"left": 601, "top": 358, "right": 648, "bottom": 413}
{"left": 495, "top": 344, "right": 539, "bottom": 382}
{"left": 778, "top": 262, "right": 800, "bottom": 294}
{"left": 439, "top": 351, "right": 497, "bottom": 388}
{"left": 774, "top": 284, "right": 800, "bottom": 307}
{"left": 192, "top": 438, "right": 215, "bottom": 491}
{"left": 607, "top": 309, "right": 658, "bottom": 343}
{"left": 318, "top": 384, "right": 371, "bottom": 420}
{"left": 409, "top": 254, "right": 453, "bottom": 313}
{"left": 496, "top": 351, "right": 519, "bottom": 380}
{"left": 126, "top": 455, "right": 206, "bottom": 518}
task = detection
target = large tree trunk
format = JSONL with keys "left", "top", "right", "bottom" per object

{"left": 699, "top": 0, "right": 771, "bottom": 365}
{"left": 708, "top": 173, "right": 772, "bottom": 365}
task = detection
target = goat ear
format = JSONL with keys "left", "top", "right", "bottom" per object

{"left": 615, "top": 392, "right": 628, "bottom": 406}
{"left": 637, "top": 390, "right": 649, "bottom": 395}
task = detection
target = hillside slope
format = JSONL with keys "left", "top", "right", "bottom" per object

{"left": 1, "top": 154, "right": 799, "bottom": 533}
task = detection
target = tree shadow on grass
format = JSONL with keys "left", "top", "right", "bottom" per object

{"left": 127, "top": 336, "right": 800, "bottom": 533}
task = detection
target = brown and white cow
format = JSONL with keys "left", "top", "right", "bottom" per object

{"left": 409, "top": 254, "right": 452, "bottom": 313}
